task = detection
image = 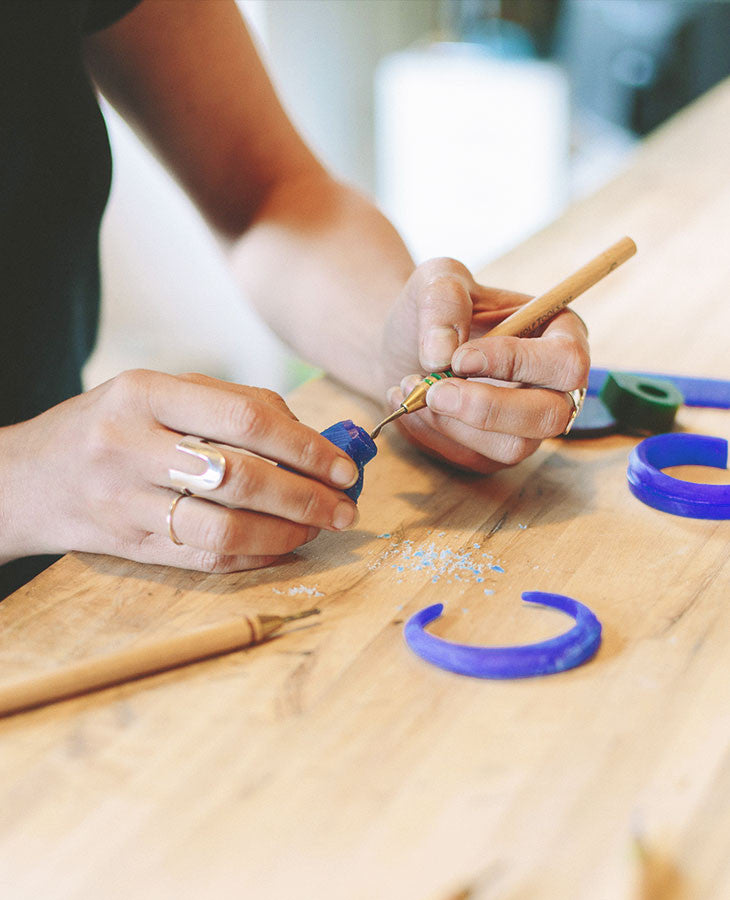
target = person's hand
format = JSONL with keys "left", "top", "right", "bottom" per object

{"left": 380, "top": 258, "right": 590, "bottom": 473}
{"left": 0, "top": 371, "right": 360, "bottom": 572}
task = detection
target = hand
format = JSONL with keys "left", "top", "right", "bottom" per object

{"left": 380, "top": 258, "right": 590, "bottom": 473}
{"left": 0, "top": 371, "right": 360, "bottom": 573}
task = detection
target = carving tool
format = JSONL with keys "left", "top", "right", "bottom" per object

{"left": 370, "top": 236, "right": 637, "bottom": 439}
{"left": 0, "top": 607, "right": 320, "bottom": 718}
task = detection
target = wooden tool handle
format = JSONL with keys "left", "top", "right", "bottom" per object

{"left": 0, "top": 615, "right": 265, "bottom": 718}
{"left": 487, "top": 236, "right": 637, "bottom": 338}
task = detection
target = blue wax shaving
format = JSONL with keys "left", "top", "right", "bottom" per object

{"left": 320, "top": 419, "right": 377, "bottom": 502}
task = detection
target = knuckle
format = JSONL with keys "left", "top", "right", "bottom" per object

{"left": 296, "top": 487, "right": 323, "bottom": 524}
{"left": 230, "top": 397, "right": 264, "bottom": 440}
{"left": 201, "top": 510, "right": 241, "bottom": 556}
{"left": 295, "top": 433, "right": 327, "bottom": 474}
{"left": 421, "top": 256, "right": 470, "bottom": 281}
{"left": 277, "top": 524, "right": 309, "bottom": 554}
{"left": 85, "top": 416, "right": 119, "bottom": 463}
{"left": 503, "top": 338, "right": 527, "bottom": 382}
{"left": 495, "top": 435, "right": 534, "bottom": 466}
{"left": 557, "top": 339, "right": 591, "bottom": 389}
{"left": 538, "top": 400, "right": 568, "bottom": 438}
{"left": 472, "top": 393, "right": 499, "bottom": 432}
{"left": 108, "top": 368, "right": 152, "bottom": 402}
{"left": 231, "top": 459, "right": 260, "bottom": 500}
{"left": 255, "top": 387, "right": 285, "bottom": 406}
{"left": 196, "top": 551, "right": 237, "bottom": 574}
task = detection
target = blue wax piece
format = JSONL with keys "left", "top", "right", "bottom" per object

{"left": 320, "top": 420, "right": 377, "bottom": 501}
{"left": 588, "top": 367, "right": 730, "bottom": 409}
{"left": 563, "top": 394, "right": 618, "bottom": 439}
{"left": 627, "top": 433, "right": 730, "bottom": 519}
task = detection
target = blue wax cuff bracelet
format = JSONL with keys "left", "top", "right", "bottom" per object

{"left": 627, "top": 433, "right": 730, "bottom": 519}
{"left": 589, "top": 368, "right": 730, "bottom": 409}
{"left": 404, "top": 592, "right": 602, "bottom": 679}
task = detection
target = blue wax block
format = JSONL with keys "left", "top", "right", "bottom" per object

{"left": 320, "top": 420, "right": 377, "bottom": 502}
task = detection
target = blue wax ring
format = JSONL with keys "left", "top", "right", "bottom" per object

{"left": 404, "top": 592, "right": 602, "bottom": 679}
{"left": 320, "top": 420, "right": 377, "bottom": 501}
{"left": 627, "top": 433, "right": 730, "bottom": 519}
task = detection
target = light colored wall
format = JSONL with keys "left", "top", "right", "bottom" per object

{"left": 85, "top": 0, "right": 440, "bottom": 393}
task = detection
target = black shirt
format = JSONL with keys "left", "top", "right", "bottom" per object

{"left": 1, "top": 0, "right": 141, "bottom": 598}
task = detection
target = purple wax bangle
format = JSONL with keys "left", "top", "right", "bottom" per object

{"left": 404, "top": 592, "right": 602, "bottom": 679}
{"left": 320, "top": 420, "right": 377, "bottom": 502}
{"left": 627, "top": 433, "right": 730, "bottom": 519}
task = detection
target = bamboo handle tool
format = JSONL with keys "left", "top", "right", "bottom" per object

{"left": 0, "top": 607, "right": 319, "bottom": 718}
{"left": 370, "top": 236, "right": 637, "bottom": 439}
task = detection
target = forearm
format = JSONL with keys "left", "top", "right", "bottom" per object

{"left": 228, "top": 171, "right": 415, "bottom": 402}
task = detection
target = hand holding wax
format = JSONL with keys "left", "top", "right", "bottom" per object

{"left": 0, "top": 372, "right": 361, "bottom": 577}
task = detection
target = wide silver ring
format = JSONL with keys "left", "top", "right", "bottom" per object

{"left": 167, "top": 490, "right": 192, "bottom": 546}
{"left": 169, "top": 435, "right": 226, "bottom": 493}
{"left": 563, "top": 387, "right": 587, "bottom": 435}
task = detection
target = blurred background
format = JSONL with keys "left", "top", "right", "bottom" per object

{"left": 85, "top": 0, "right": 730, "bottom": 395}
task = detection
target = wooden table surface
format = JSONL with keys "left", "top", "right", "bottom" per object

{"left": 1, "top": 80, "right": 729, "bottom": 900}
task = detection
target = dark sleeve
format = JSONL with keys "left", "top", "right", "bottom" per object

{"left": 83, "top": 0, "right": 142, "bottom": 34}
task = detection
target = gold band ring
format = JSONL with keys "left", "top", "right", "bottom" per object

{"left": 167, "top": 490, "right": 192, "bottom": 546}
{"left": 563, "top": 387, "right": 587, "bottom": 436}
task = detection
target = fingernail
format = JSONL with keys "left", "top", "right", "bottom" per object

{"left": 332, "top": 502, "right": 359, "bottom": 531}
{"left": 453, "top": 347, "right": 487, "bottom": 375}
{"left": 422, "top": 326, "right": 458, "bottom": 370}
{"left": 330, "top": 457, "right": 359, "bottom": 489}
{"left": 305, "top": 526, "right": 320, "bottom": 543}
{"left": 427, "top": 380, "right": 460, "bottom": 414}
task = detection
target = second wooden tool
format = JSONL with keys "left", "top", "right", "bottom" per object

{"left": 370, "top": 236, "right": 637, "bottom": 438}
{"left": 0, "top": 608, "right": 320, "bottom": 718}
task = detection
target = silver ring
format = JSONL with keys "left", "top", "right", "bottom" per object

{"left": 563, "top": 387, "right": 587, "bottom": 435}
{"left": 167, "top": 490, "right": 192, "bottom": 546}
{"left": 169, "top": 435, "right": 226, "bottom": 493}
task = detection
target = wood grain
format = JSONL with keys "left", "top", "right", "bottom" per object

{"left": 0, "top": 80, "right": 729, "bottom": 900}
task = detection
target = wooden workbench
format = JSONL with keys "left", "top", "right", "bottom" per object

{"left": 1, "top": 80, "right": 729, "bottom": 900}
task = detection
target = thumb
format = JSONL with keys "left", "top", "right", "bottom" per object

{"left": 410, "top": 258, "right": 475, "bottom": 372}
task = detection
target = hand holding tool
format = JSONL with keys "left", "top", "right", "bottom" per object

{"left": 370, "top": 236, "right": 637, "bottom": 439}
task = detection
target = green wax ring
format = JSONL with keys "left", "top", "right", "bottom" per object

{"left": 599, "top": 372, "right": 684, "bottom": 434}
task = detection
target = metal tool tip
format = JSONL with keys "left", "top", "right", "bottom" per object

{"left": 370, "top": 406, "right": 406, "bottom": 440}
{"left": 284, "top": 607, "right": 320, "bottom": 623}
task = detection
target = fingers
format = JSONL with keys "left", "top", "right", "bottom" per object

{"left": 450, "top": 309, "right": 590, "bottom": 391}
{"left": 423, "top": 377, "right": 578, "bottom": 440}
{"left": 155, "top": 491, "right": 320, "bottom": 557}
{"left": 387, "top": 384, "right": 535, "bottom": 474}
{"left": 387, "top": 367, "right": 577, "bottom": 471}
{"left": 149, "top": 434, "right": 359, "bottom": 532}
{"left": 106, "top": 369, "right": 359, "bottom": 490}
{"left": 126, "top": 491, "right": 319, "bottom": 575}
